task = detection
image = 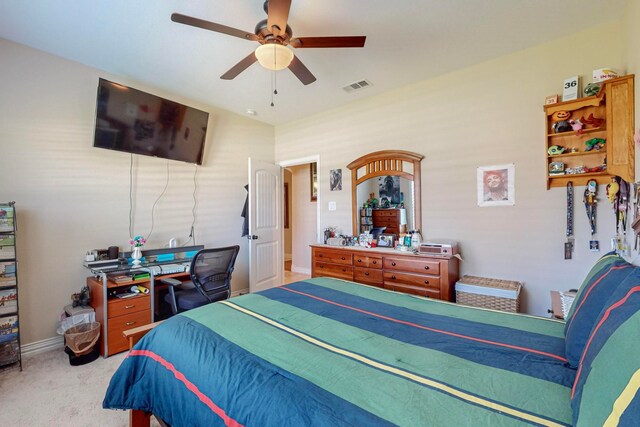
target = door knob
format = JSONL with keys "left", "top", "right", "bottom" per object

{"left": 247, "top": 235, "right": 258, "bottom": 240}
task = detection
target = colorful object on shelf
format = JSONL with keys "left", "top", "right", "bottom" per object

{"left": 547, "top": 145, "right": 566, "bottom": 155}
{"left": 584, "top": 138, "right": 606, "bottom": 151}
{"left": 583, "top": 165, "right": 605, "bottom": 173}
{"left": 553, "top": 121, "right": 572, "bottom": 133}
{"left": 569, "top": 119, "right": 584, "bottom": 135}
{"left": 551, "top": 110, "right": 571, "bottom": 122}
{"left": 580, "top": 113, "right": 605, "bottom": 128}
{"left": 583, "top": 82, "right": 601, "bottom": 97}
{"left": 549, "top": 162, "right": 565, "bottom": 175}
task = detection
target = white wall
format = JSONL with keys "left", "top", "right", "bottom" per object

{"left": 0, "top": 39, "right": 274, "bottom": 344}
{"left": 275, "top": 21, "right": 628, "bottom": 316}
{"left": 290, "top": 164, "right": 317, "bottom": 273}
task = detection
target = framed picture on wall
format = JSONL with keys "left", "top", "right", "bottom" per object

{"left": 310, "top": 162, "right": 318, "bottom": 202}
{"left": 330, "top": 169, "right": 342, "bottom": 191}
{"left": 477, "top": 163, "right": 515, "bottom": 207}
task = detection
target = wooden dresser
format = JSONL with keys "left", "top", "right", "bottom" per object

{"left": 311, "top": 244, "right": 459, "bottom": 301}
{"left": 372, "top": 208, "right": 406, "bottom": 237}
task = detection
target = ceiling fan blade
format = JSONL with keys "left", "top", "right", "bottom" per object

{"left": 288, "top": 55, "right": 316, "bottom": 85}
{"left": 289, "top": 36, "right": 366, "bottom": 49}
{"left": 220, "top": 52, "right": 258, "bottom": 80}
{"left": 171, "top": 13, "right": 258, "bottom": 41}
{"left": 266, "top": 0, "right": 292, "bottom": 36}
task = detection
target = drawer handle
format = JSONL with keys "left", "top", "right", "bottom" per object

{"left": 342, "top": 268, "right": 347, "bottom": 272}
{"left": 372, "top": 260, "right": 377, "bottom": 264}
{"left": 424, "top": 266, "right": 430, "bottom": 270}
{"left": 125, "top": 321, "right": 136, "bottom": 326}
{"left": 357, "top": 259, "right": 362, "bottom": 263}
{"left": 319, "top": 254, "right": 323, "bottom": 257}
{"left": 364, "top": 272, "right": 370, "bottom": 276}
{"left": 124, "top": 305, "right": 135, "bottom": 309}
{"left": 341, "top": 257, "right": 346, "bottom": 260}
{"left": 391, "top": 262, "right": 397, "bottom": 266}
{"left": 391, "top": 275, "right": 397, "bottom": 280}
{"left": 424, "top": 280, "right": 429, "bottom": 285}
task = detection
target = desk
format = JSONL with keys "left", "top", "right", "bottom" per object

{"left": 85, "top": 245, "right": 202, "bottom": 357}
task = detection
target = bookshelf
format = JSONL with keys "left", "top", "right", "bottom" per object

{"left": 0, "top": 202, "right": 21, "bottom": 371}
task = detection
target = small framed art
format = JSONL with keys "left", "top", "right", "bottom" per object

{"left": 377, "top": 234, "right": 395, "bottom": 248}
{"left": 477, "top": 164, "right": 515, "bottom": 207}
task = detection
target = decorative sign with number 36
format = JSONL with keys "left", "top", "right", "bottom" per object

{"left": 563, "top": 76, "right": 580, "bottom": 101}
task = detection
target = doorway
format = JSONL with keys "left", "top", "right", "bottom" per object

{"left": 280, "top": 156, "right": 320, "bottom": 285}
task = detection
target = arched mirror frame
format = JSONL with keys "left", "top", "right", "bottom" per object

{"left": 347, "top": 150, "right": 424, "bottom": 236}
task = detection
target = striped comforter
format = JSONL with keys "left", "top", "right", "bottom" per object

{"left": 104, "top": 278, "right": 575, "bottom": 426}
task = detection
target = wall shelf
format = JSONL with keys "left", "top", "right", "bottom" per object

{"left": 543, "top": 75, "right": 635, "bottom": 189}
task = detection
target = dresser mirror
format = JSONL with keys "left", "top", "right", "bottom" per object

{"left": 346, "top": 150, "right": 424, "bottom": 238}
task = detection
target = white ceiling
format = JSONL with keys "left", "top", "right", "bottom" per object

{"left": 0, "top": 0, "right": 625, "bottom": 125}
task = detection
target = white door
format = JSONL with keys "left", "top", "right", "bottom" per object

{"left": 248, "top": 158, "right": 283, "bottom": 293}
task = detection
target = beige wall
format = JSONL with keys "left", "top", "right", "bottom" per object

{"left": 0, "top": 39, "right": 274, "bottom": 344}
{"left": 290, "top": 164, "right": 317, "bottom": 273}
{"left": 275, "top": 21, "right": 628, "bottom": 316}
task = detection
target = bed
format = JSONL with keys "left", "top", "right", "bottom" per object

{"left": 104, "top": 262, "right": 640, "bottom": 426}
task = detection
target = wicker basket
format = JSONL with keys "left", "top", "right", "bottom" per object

{"left": 559, "top": 291, "right": 577, "bottom": 319}
{"left": 455, "top": 275, "right": 522, "bottom": 313}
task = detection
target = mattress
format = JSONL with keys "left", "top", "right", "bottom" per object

{"left": 104, "top": 277, "right": 574, "bottom": 426}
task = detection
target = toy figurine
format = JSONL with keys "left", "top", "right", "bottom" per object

{"left": 547, "top": 145, "right": 566, "bottom": 155}
{"left": 553, "top": 121, "right": 572, "bottom": 133}
{"left": 569, "top": 119, "right": 584, "bottom": 135}
{"left": 585, "top": 138, "right": 606, "bottom": 151}
{"left": 580, "top": 113, "right": 605, "bottom": 128}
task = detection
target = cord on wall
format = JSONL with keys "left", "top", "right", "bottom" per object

{"left": 128, "top": 153, "right": 134, "bottom": 239}
{"left": 146, "top": 159, "right": 170, "bottom": 242}
{"left": 182, "top": 164, "right": 199, "bottom": 246}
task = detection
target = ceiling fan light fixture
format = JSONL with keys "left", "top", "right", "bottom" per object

{"left": 255, "top": 43, "right": 293, "bottom": 71}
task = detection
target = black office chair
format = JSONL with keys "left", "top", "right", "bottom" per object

{"left": 161, "top": 246, "right": 240, "bottom": 315}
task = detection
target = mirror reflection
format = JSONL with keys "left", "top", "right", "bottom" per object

{"left": 356, "top": 176, "right": 415, "bottom": 238}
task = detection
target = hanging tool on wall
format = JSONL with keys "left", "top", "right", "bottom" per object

{"left": 607, "top": 176, "right": 630, "bottom": 254}
{"left": 565, "top": 181, "right": 574, "bottom": 260}
{"left": 632, "top": 183, "right": 640, "bottom": 250}
{"left": 584, "top": 179, "right": 599, "bottom": 251}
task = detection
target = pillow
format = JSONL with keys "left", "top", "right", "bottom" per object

{"left": 571, "top": 269, "right": 640, "bottom": 426}
{"left": 564, "top": 252, "right": 634, "bottom": 367}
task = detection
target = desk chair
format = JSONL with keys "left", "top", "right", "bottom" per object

{"left": 161, "top": 246, "right": 240, "bottom": 315}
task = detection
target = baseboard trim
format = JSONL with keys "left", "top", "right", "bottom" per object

{"left": 22, "top": 335, "right": 64, "bottom": 358}
{"left": 291, "top": 265, "right": 311, "bottom": 275}
{"left": 232, "top": 287, "right": 250, "bottom": 297}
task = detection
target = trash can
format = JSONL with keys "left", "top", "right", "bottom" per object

{"left": 64, "top": 322, "right": 100, "bottom": 366}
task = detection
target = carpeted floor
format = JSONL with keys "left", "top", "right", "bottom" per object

{"left": 0, "top": 348, "right": 160, "bottom": 426}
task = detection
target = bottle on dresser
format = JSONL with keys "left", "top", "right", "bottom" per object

{"left": 411, "top": 230, "right": 422, "bottom": 250}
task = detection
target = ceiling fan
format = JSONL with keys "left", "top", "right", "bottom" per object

{"left": 171, "top": 0, "right": 366, "bottom": 85}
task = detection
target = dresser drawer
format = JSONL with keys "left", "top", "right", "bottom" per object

{"left": 383, "top": 271, "right": 440, "bottom": 290}
{"left": 313, "top": 262, "right": 353, "bottom": 280}
{"left": 383, "top": 257, "right": 440, "bottom": 275}
{"left": 354, "top": 267, "right": 383, "bottom": 285}
{"left": 107, "top": 310, "right": 151, "bottom": 355}
{"left": 353, "top": 254, "right": 382, "bottom": 269}
{"left": 108, "top": 295, "right": 150, "bottom": 319}
{"left": 373, "top": 210, "right": 399, "bottom": 218}
{"left": 313, "top": 249, "right": 353, "bottom": 265}
{"left": 383, "top": 283, "right": 441, "bottom": 298}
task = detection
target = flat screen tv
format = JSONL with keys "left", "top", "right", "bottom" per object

{"left": 93, "top": 78, "right": 209, "bottom": 165}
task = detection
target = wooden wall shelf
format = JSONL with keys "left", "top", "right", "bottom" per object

{"left": 543, "top": 75, "right": 634, "bottom": 189}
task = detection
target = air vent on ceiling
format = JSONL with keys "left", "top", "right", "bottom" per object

{"left": 342, "top": 79, "right": 373, "bottom": 93}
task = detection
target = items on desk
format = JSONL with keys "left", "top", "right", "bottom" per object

{"left": 71, "top": 286, "right": 90, "bottom": 307}
{"left": 130, "top": 285, "right": 149, "bottom": 294}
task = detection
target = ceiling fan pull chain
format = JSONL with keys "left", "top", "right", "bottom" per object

{"left": 271, "top": 69, "right": 275, "bottom": 107}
